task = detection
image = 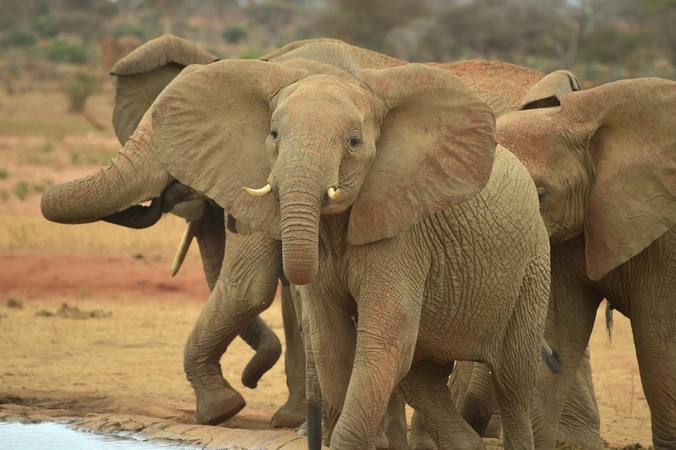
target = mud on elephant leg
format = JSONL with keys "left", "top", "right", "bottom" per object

{"left": 185, "top": 230, "right": 281, "bottom": 425}
{"left": 396, "top": 360, "right": 484, "bottom": 450}
{"left": 270, "top": 284, "right": 307, "bottom": 429}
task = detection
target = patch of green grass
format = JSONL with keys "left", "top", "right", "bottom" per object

{"left": 31, "top": 178, "right": 54, "bottom": 194}
{"left": 20, "top": 151, "right": 59, "bottom": 166}
{"left": 13, "top": 181, "right": 29, "bottom": 201}
{"left": 70, "top": 148, "right": 118, "bottom": 166}
{"left": 0, "top": 168, "right": 8, "bottom": 180}
{"left": 239, "top": 47, "right": 264, "bottom": 59}
{"left": 0, "top": 117, "right": 92, "bottom": 139}
{"left": 39, "top": 142, "right": 54, "bottom": 153}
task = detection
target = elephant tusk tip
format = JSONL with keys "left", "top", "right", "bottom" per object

{"left": 328, "top": 187, "right": 341, "bottom": 200}
{"left": 243, "top": 184, "right": 272, "bottom": 197}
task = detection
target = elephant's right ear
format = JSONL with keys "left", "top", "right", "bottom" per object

{"left": 150, "top": 60, "right": 307, "bottom": 239}
{"left": 517, "top": 70, "right": 580, "bottom": 110}
{"left": 111, "top": 35, "right": 218, "bottom": 145}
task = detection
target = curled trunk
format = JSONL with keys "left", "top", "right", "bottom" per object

{"left": 41, "top": 124, "right": 169, "bottom": 226}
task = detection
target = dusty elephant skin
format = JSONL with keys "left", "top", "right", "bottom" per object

{"left": 497, "top": 71, "right": 676, "bottom": 450}
{"left": 39, "top": 35, "right": 602, "bottom": 448}
{"left": 39, "top": 35, "right": 329, "bottom": 429}
{"left": 140, "top": 55, "right": 552, "bottom": 450}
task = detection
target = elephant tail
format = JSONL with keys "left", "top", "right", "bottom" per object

{"left": 605, "top": 301, "right": 614, "bottom": 345}
{"left": 541, "top": 339, "right": 562, "bottom": 374}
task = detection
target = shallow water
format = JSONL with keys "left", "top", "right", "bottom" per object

{"left": 0, "top": 421, "right": 184, "bottom": 450}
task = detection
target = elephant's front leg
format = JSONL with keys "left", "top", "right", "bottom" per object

{"left": 305, "top": 288, "right": 357, "bottom": 443}
{"left": 184, "top": 229, "right": 281, "bottom": 425}
{"left": 329, "top": 289, "right": 422, "bottom": 449}
{"left": 270, "top": 283, "right": 307, "bottom": 428}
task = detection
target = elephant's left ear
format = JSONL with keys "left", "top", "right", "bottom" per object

{"left": 347, "top": 64, "right": 497, "bottom": 245}
{"left": 517, "top": 70, "right": 580, "bottom": 110}
{"left": 575, "top": 78, "right": 676, "bottom": 280}
{"left": 111, "top": 35, "right": 218, "bottom": 145}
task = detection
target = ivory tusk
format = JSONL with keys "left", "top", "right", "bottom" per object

{"left": 243, "top": 184, "right": 272, "bottom": 197}
{"left": 541, "top": 338, "right": 554, "bottom": 357}
{"left": 171, "top": 220, "right": 199, "bottom": 277}
{"left": 328, "top": 187, "right": 341, "bottom": 200}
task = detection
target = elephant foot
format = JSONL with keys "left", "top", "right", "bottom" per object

{"left": 483, "top": 417, "right": 501, "bottom": 439}
{"left": 409, "top": 429, "right": 434, "bottom": 450}
{"left": 296, "top": 421, "right": 307, "bottom": 436}
{"left": 194, "top": 386, "right": 246, "bottom": 425}
{"left": 375, "top": 428, "right": 389, "bottom": 450}
{"left": 270, "top": 399, "right": 306, "bottom": 428}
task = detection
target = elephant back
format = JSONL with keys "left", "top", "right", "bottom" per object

{"left": 432, "top": 60, "right": 544, "bottom": 117}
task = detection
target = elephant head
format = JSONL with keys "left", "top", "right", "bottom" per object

{"left": 144, "top": 60, "right": 496, "bottom": 285}
{"left": 497, "top": 71, "right": 676, "bottom": 280}
{"left": 40, "top": 35, "right": 218, "bottom": 229}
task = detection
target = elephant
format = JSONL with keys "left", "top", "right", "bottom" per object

{"left": 41, "top": 36, "right": 421, "bottom": 433}
{"left": 41, "top": 35, "right": 599, "bottom": 448}
{"left": 40, "top": 35, "right": 359, "bottom": 428}
{"left": 494, "top": 70, "right": 676, "bottom": 449}
{"left": 128, "top": 48, "right": 556, "bottom": 450}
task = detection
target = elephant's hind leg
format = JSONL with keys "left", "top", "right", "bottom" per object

{"left": 395, "top": 359, "right": 485, "bottom": 450}
{"left": 491, "top": 259, "right": 549, "bottom": 450}
{"left": 631, "top": 303, "right": 676, "bottom": 450}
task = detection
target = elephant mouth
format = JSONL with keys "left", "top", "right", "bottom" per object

{"left": 101, "top": 195, "right": 166, "bottom": 229}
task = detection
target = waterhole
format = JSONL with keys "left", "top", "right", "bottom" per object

{"left": 0, "top": 421, "right": 184, "bottom": 450}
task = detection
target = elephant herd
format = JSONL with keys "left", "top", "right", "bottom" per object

{"left": 40, "top": 36, "right": 676, "bottom": 450}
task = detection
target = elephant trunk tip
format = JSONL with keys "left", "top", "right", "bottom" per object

{"left": 40, "top": 186, "right": 82, "bottom": 224}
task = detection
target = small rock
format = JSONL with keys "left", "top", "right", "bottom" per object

{"left": 6, "top": 297, "right": 23, "bottom": 309}
{"left": 35, "top": 309, "right": 54, "bottom": 317}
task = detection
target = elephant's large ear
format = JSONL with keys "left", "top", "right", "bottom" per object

{"left": 347, "top": 64, "right": 497, "bottom": 245}
{"left": 517, "top": 70, "right": 580, "bottom": 110}
{"left": 149, "top": 60, "right": 307, "bottom": 239}
{"left": 111, "top": 35, "right": 218, "bottom": 145}
{"left": 576, "top": 78, "right": 676, "bottom": 280}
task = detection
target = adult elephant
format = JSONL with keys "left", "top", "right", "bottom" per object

{"left": 40, "top": 35, "right": 366, "bottom": 428}
{"left": 135, "top": 51, "right": 556, "bottom": 450}
{"left": 495, "top": 70, "right": 676, "bottom": 450}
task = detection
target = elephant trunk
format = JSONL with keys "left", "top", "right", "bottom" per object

{"left": 40, "top": 122, "right": 170, "bottom": 227}
{"left": 278, "top": 160, "right": 323, "bottom": 286}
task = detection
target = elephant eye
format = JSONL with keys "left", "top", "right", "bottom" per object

{"left": 348, "top": 137, "right": 360, "bottom": 147}
{"left": 536, "top": 188, "right": 547, "bottom": 203}
{"left": 270, "top": 130, "right": 278, "bottom": 139}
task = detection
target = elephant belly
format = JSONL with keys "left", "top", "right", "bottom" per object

{"left": 412, "top": 148, "right": 550, "bottom": 366}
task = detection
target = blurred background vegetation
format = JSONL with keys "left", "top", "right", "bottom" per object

{"left": 0, "top": 0, "right": 675, "bottom": 98}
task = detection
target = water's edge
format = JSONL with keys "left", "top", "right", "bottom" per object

{"left": 0, "top": 421, "right": 185, "bottom": 450}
